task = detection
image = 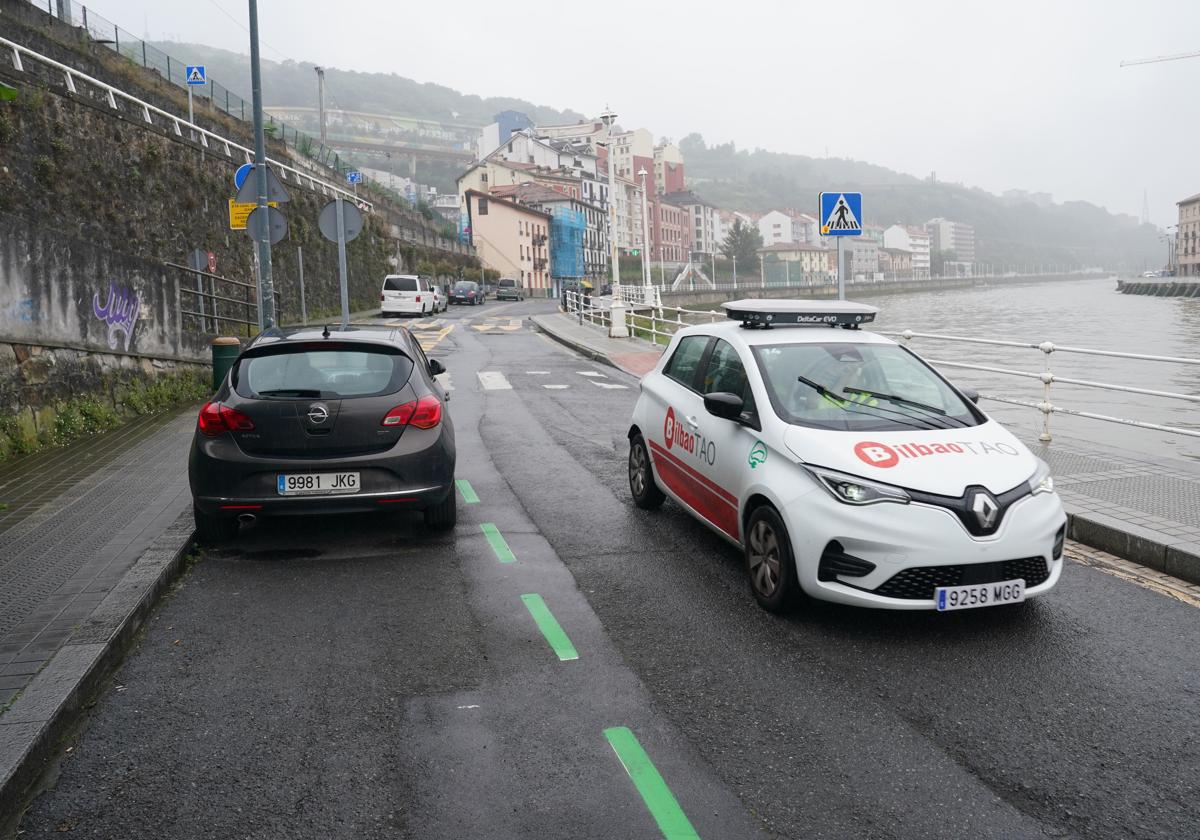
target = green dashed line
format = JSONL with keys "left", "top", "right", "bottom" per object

{"left": 456, "top": 479, "right": 480, "bottom": 504}
{"left": 481, "top": 523, "right": 516, "bottom": 563}
{"left": 604, "top": 726, "right": 700, "bottom": 840}
{"left": 520, "top": 594, "right": 579, "bottom": 661}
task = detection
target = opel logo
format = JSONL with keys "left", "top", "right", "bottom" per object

{"left": 970, "top": 490, "right": 1000, "bottom": 530}
{"left": 307, "top": 403, "right": 329, "bottom": 424}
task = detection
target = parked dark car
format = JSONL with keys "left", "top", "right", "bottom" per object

{"left": 495, "top": 277, "right": 525, "bottom": 301}
{"left": 450, "top": 281, "right": 483, "bottom": 305}
{"left": 188, "top": 325, "right": 456, "bottom": 543}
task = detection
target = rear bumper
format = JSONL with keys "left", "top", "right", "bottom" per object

{"left": 189, "top": 425, "right": 455, "bottom": 517}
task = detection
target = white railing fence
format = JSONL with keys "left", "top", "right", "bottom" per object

{"left": 0, "top": 35, "right": 371, "bottom": 210}
{"left": 886, "top": 331, "right": 1200, "bottom": 442}
{"left": 557, "top": 296, "right": 1200, "bottom": 444}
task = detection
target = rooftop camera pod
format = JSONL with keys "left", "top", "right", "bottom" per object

{"left": 722, "top": 299, "right": 879, "bottom": 330}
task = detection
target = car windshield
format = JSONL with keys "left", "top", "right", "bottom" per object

{"left": 384, "top": 277, "right": 418, "bottom": 292}
{"left": 752, "top": 342, "right": 979, "bottom": 431}
{"left": 235, "top": 347, "right": 414, "bottom": 399}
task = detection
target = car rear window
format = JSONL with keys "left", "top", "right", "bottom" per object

{"left": 236, "top": 348, "right": 415, "bottom": 399}
{"left": 454, "top": 282, "right": 477, "bottom": 291}
{"left": 384, "top": 277, "right": 419, "bottom": 292}
{"left": 499, "top": 279, "right": 516, "bottom": 287}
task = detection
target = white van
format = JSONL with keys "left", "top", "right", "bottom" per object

{"left": 381, "top": 275, "right": 434, "bottom": 317}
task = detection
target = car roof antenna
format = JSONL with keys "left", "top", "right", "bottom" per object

{"left": 322, "top": 324, "right": 331, "bottom": 339}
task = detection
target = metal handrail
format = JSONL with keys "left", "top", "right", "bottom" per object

{"left": 0, "top": 35, "right": 371, "bottom": 210}
{"left": 891, "top": 331, "right": 1200, "bottom": 442}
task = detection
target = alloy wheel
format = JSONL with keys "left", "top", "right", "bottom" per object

{"left": 748, "top": 519, "right": 781, "bottom": 597}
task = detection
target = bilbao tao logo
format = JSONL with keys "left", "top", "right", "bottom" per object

{"left": 664, "top": 406, "right": 676, "bottom": 450}
{"left": 855, "top": 441, "right": 899, "bottom": 468}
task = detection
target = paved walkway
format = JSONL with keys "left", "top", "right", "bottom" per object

{"left": 0, "top": 409, "right": 196, "bottom": 709}
{"left": 533, "top": 311, "right": 1200, "bottom": 587}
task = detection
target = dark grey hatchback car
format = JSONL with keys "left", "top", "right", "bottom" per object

{"left": 188, "top": 325, "right": 455, "bottom": 543}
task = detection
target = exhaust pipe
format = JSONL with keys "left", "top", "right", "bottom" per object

{"left": 237, "top": 513, "right": 257, "bottom": 525}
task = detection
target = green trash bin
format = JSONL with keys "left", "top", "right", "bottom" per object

{"left": 211, "top": 337, "right": 242, "bottom": 392}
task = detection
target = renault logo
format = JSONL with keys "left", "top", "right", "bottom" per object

{"left": 307, "top": 403, "right": 329, "bottom": 424}
{"left": 970, "top": 489, "right": 1000, "bottom": 530}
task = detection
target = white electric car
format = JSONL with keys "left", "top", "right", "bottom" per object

{"left": 627, "top": 300, "right": 1066, "bottom": 613}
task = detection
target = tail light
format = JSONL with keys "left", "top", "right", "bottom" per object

{"left": 415, "top": 295, "right": 422, "bottom": 302}
{"left": 198, "top": 401, "right": 255, "bottom": 436}
{"left": 380, "top": 395, "right": 442, "bottom": 429}
{"left": 380, "top": 293, "right": 385, "bottom": 301}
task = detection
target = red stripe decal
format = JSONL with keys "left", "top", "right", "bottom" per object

{"left": 648, "top": 441, "right": 739, "bottom": 540}
{"left": 648, "top": 441, "right": 738, "bottom": 507}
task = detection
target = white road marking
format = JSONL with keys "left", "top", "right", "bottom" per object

{"left": 543, "top": 384, "right": 569, "bottom": 390}
{"left": 436, "top": 372, "right": 454, "bottom": 392}
{"left": 591, "top": 381, "right": 627, "bottom": 390}
{"left": 577, "top": 371, "right": 606, "bottom": 378}
{"left": 526, "top": 371, "right": 550, "bottom": 375}
{"left": 477, "top": 371, "right": 513, "bottom": 390}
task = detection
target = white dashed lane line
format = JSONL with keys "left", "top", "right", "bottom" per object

{"left": 526, "top": 371, "right": 550, "bottom": 375}
{"left": 477, "top": 371, "right": 513, "bottom": 390}
{"left": 543, "top": 384, "right": 569, "bottom": 390}
{"left": 576, "top": 371, "right": 606, "bottom": 378}
{"left": 591, "top": 381, "right": 627, "bottom": 390}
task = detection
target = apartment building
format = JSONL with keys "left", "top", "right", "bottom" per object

{"left": 1176, "top": 192, "right": 1200, "bottom": 277}
{"left": 464, "top": 189, "right": 552, "bottom": 293}
{"left": 490, "top": 183, "right": 609, "bottom": 285}
{"left": 925, "top": 217, "right": 977, "bottom": 263}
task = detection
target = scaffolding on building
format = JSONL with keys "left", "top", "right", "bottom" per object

{"left": 549, "top": 207, "right": 586, "bottom": 279}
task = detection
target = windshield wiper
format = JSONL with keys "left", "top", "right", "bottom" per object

{"left": 795, "top": 376, "right": 944, "bottom": 431}
{"left": 258, "top": 388, "right": 322, "bottom": 398}
{"left": 842, "top": 387, "right": 969, "bottom": 428}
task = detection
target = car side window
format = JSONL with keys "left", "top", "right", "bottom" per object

{"left": 664, "top": 336, "right": 710, "bottom": 390}
{"left": 702, "top": 339, "right": 757, "bottom": 416}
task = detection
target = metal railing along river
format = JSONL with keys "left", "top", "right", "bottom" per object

{"left": 561, "top": 293, "right": 1200, "bottom": 444}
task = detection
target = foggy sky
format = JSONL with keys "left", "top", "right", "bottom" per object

{"left": 87, "top": 0, "right": 1198, "bottom": 226}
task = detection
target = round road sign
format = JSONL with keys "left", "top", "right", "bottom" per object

{"left": 234, "top": 163, "right": 253, "bottom": 190}
{"left": 245, "top": 205, "right": 288, "bottom": 246}
{"left": 318, "top": 199, "right": 364, "bottom": 243}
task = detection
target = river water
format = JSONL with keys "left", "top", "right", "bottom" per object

{"left": 853, "top": 277, "right": 1200, "bottom": 462}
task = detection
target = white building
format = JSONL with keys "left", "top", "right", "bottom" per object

{"left": 925, "top": 217, "right": 977, "bottom": 264}
{"left": 758, "top": 210, "right": 818, "bottom": 247}
{"left": 883, "top": 224, "right": 932, "bottom": 279}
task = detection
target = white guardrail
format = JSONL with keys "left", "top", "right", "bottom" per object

{"left": 1, "top": 35, "right": 371, "bottom": 210}
{"left": 560, "top": 292, "right": 1200, "bottom": 443}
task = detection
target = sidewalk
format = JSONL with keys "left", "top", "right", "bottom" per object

{"left": 531, "top": 312, "right": 663, "bottom": 378}
{"left": 533, "top": 311, "right": 1200, "bottom": 588}
{"left": 0, "top": 409, "right": 196, "bottom": 707}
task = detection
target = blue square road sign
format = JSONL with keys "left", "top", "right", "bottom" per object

{"left": 819, "top": 192, "right": 863, "bottom": 236}
{"left": 185, "top": 65, "right": 207, "bottom": 86}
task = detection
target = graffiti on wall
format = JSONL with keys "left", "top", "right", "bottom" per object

{"left": 93, "top": 282, "right": 140, "bottom": 352}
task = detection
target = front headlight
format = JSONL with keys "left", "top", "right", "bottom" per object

{"left": 805, "top": 465, "right": 910, "bottom": 506}
{"left": 1028, "top": 458, "right": 1054, "bottom": 495}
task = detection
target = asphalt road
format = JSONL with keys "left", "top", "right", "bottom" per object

{"left": 17, "top": 298, "right": 1200, "bottom": 839}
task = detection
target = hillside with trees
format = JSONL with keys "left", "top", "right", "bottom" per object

{"left": 680, "top": 135, "right": 1161, "bottom": 271}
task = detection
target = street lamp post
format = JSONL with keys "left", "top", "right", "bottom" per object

{"left": 638, "top": 167, "right": 651, "bottom": 290}
{"left": 600, "top": 107, "right": 627, "bottom": 337}
{"left": 248, "top": 0, "right": 274, "bottom": 329}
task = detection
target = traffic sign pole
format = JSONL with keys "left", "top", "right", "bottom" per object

{"left": 248, "top": 0, "right": 274, "bottom": 331}
{"left": 337, "top": 198, "right": 350, "bottom": 328}
{"left": 837, "top": 236, "right": 845, "bottom": 300}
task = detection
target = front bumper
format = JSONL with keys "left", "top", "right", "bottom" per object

{"left": 782, "top": 489, "right": 1067, "bottom": 610}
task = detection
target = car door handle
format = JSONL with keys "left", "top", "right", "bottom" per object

{"left": 685, "top": 415, "right": 699, "bottom": 428}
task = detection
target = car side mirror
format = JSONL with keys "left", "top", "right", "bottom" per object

{"left": 961, "top": 387, "right": 979, "bottom": 404}
{"left": 704, "top": 392, "right": 744, "bottom": 421}
{"left": 428, "top": 359, "right": 446, "bottom": 376}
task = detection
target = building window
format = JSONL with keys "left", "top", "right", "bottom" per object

{"left": 478, "top": 198, "right": 488, "bottom": 215}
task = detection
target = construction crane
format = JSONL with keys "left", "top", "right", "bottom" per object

{"left": 1120, "top": 49, "right": 1200, "bottom": 67}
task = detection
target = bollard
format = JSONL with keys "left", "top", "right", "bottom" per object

{"left": 210, "top": 336, "right": 241, "bottom": 392}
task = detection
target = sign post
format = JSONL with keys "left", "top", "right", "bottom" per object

{"left": 819, "top": 191, "right": 863, "bottom": 300}
{"left": 185, "top": 64, "right": 206, "bottom": 131}
{"left": 318, "top": 198, "right": 365, "bottom": 328}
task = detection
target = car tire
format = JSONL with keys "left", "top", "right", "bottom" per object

{"left": 194, "top": 505, "right": 238, "bottom": 545}
{"left": 628, "top": 434, "right": 666, "bottom": 510}
{"left": 744, "top": 505, "right": 799, "bottom": 613}
{"left": 424, "top": 488, "right": 457, "bottom": 531}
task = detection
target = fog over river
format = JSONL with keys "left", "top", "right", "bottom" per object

{"left": 855, "top": 277, "right": 1200, "bottom": 462}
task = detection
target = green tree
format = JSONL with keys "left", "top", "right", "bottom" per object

{"left": 930, "top": 249, "right": 957, "bottom": 276}
{"left": 720, "top": 217, "right": 763, "bottom": 266}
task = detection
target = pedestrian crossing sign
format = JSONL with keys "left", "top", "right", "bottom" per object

{"left": 185, "top": 65, "right": 206, "bottom": 86}
{"left": 819, "top": 192, "right": 862, "bottom": 236}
